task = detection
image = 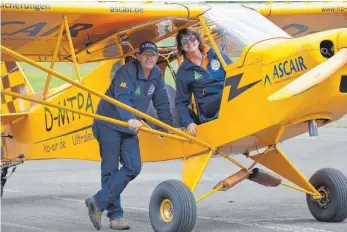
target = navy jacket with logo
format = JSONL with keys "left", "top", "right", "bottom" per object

{"left": 95, "top": 60, "right": 174, "bottom": 134}
{"left": 175, "top": 48, "right": 232, "bottom": 128}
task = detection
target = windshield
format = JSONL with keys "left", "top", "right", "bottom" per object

{"left": 203, "top": 5, "right": 291, "bottom": 61}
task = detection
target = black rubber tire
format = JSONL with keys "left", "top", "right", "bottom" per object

{"left": 149, "top": 180, "right": 197, "bottom": 232}
{"left": 1, "top": 183, "right": 3, "bottom": 198}
{"left": 306, "top": 168, "right": 347, "bottom": 222}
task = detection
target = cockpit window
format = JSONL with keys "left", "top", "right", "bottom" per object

{"left": 203, "top": 5, "right": 291, "bottom": 62}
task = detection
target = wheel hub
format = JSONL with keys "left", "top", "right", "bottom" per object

{"left": 315, "top": 186, "right": 332, "bottom": 208}
{"left": 160, "top": 199, "right": 174, "bottom": 223}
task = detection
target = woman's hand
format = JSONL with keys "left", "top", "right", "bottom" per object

{"left": 187, "top": 123, "right": 197, "bottom": 136}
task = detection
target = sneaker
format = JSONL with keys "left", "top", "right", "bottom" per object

{"left": 85, "top": 197, "right": 102, "bottom": 230}
{"left": 109, "top": 218, "right": 130, "bottom": 230}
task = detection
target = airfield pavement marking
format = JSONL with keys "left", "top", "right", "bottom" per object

{"left": 47, "top": 196, "right": 333, "bottom": 232}
{"left": 3, "top": 189, "right": 20, "bottom": 193}
{"left": 197, "top": 217, "right": 333, "bottom": 232}
{"left": 295, "top": 136, "right": 347, "bottom": 142}
{"left": 1, "top": 222, "right": 52, "bottom": 232}
{"left": 51, "top": 196, "right": 85, "bottom": 203}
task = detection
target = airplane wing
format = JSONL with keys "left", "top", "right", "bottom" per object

{"left": 250, "top": 2, "right": 347, "bottom": 37}
{"left": 1, "top": 1, "right": 207, "bottom": 63}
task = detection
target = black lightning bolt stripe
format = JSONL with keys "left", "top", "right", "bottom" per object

{"left": 225, "top": 73, "right": 262, "bottom": 102}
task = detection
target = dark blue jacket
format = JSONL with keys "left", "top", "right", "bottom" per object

{"left": 95, "top": 60, "right": 173, "bottom": 134}
{"left": 175, "top": 48, "right": 232, "bottom": 128}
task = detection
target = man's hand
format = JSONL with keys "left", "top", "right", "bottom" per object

{"left": 127, "top": 119, "right": 142, "bottom": 133}
{"left": 187, "top": 123, "right": 197, "bottom": 136}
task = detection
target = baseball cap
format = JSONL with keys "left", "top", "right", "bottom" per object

{"left": 138, "top": 41, "right": 158, "bottom": 55}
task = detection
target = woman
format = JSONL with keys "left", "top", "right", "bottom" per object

{"left": 175, "top": 29, "right": 231, "bottom": 136}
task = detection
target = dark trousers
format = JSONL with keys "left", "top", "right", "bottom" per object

{"left": 92, "top": 122, "right": 141, "bottom": 219}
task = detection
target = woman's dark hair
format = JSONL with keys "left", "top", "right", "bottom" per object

{"left": 176, "top": 29, "right": 204, "bottom": 56}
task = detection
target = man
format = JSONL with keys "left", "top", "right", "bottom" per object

{"left": 85, "top": 41, "right": 174, "bottom": 230}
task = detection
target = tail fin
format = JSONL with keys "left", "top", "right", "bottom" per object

{"left": 1, "top": 61, "right": 34, "bottom": 114}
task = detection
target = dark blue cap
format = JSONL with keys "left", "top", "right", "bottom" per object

{"left": 138, "top": 41, "right": 158, "bottom": 55}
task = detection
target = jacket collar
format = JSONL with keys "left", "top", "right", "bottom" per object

{"left": 182, "top": 47, "right": 216, "bottom": 70}
{"left": 182, "top": 57, "right": 198, "bottom": 70}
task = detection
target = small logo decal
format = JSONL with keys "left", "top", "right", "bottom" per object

{"left": 211, "top": 59, "right": 221, "bottom": 71}
{"left": 134, "top": 86, "right": 141, "bottom": 95}
{"left": 120, "top": 82, "right": 127, "bottom": 88}
{"left": 194, "top": 71, "right": 203, "bottom": 80}
{"left": 148, "top": 84, "right": 155, "bottom": 95}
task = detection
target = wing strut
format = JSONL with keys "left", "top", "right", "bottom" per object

{"left": 43, "top": 21, "right": 65, "bottom": 99}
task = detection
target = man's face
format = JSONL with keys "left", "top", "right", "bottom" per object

{"left": 136, "top": 51, "right": 158, "bottom": 71}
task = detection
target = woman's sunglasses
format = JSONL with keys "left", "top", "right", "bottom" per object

{"left": 181, "top": 36, "right": 197, "bottom": 46}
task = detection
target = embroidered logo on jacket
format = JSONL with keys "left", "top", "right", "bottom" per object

{"left": 194, "top": 71, "right": 203, "bottom": 80}
{"left": 120, "top": 82, "right": 127, "bottom": 88}
{"left": 148, "top": 84, "right": 155, "bottom": 95}
{"left": 134, "top": 86, "right": 141, "bottom": 95}
{"left": 211, "top": 59, "right": 221, "bottom": 70}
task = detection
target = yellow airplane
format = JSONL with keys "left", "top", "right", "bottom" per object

{"left": 1, "top": 1, "right": 347, "bottom": 231}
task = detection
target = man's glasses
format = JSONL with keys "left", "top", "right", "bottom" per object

{"left": 181, "top": 36, "right": 197, "bottom": 46}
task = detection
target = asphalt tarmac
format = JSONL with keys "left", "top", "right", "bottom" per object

{"left": 1, "top": 127, "right": 347, "bottom": 232}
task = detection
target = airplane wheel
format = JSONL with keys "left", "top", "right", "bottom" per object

{"left": 306, "top": 168, "right": 347, "bottom": 222}
{"left": 149, "top": 180, "right": 197, "bottom": 232}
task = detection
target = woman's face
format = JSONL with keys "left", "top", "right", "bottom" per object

{"left": 180, "top": 34, "right": 199, "bottom": 54}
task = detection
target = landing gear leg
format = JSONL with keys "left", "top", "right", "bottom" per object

{"left": 1, "top": 163, "right": 21, "bottom": 198}
{"left": 1, "top": 167, "right": 8, "bottom": 198}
